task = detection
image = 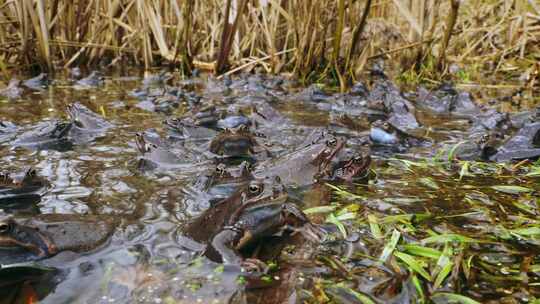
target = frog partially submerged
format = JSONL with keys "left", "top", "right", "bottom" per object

{"left": 22, "top": 73, "right": 50, "bottom": 90}
{"left": 445, "top": 132, "right": 502, "bottom": 161}
{"left": 185, "top": 177, "right": 320, "bottom": 272}
{"left": 491, "top": 122, "right": 540, "bottom": 162}
{"left": 74, "top": 71, "right": 105, "bottom": 89}
{"left": 165, "top": 106, "right": 219, "bottom": 141}
{"left": 13, "top": 103, "right": 112, "bottom": 150}
{"left": 209, "top": 125, "right": 259, "bottom": 158}
{"left": 12, "top": 120, "right": 73, "bottom": 151}
{"left": 326, "top": 145, "right": 372, "bottom": 183}
{"left": 0, "top": 168, "right": 48, "bottom": 204}
{"left": 135, "top": 133, "right": 210, "bottom": 172}
{"left": 66, "top": 102, "right": 113, "bottom": 144}
{"left": 0, "top": 214, "right": 116, "bottom": 265}
{"left": 253, "top": 131, "right": 345, "bottom": 187}
{"left": 142, "top": 70, "right": 173, "bottom": 87}
{"left": 370, "top": 120, "right": 428, "bottom": 149}
{"left": 188, "top": 161, "right": 253, "bottom": 205}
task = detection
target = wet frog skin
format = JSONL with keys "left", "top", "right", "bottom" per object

{"left": 0, "top": 214, "right": 117, "bottom": 265}
{"left": 74, "top": 71, "right": 105, "bottom": 88}
{"left": 253, "top": 132, "right": 345, "bottom": 187}
{"left": 13, "top": 103, "right": 111, "bottom": 151}
{"left": 0, "top": 168, "right": 48, "bottom": 203}
{"left": 327, "top": 145, "right": 372, "bottom": 183}
{"left": 185, "top": 178, "right": 281, "bottom": 247}
{"left": 209, "top": 125, "right": 258, "bottom": 158}
{"left": 22, "top": 73, "right": 50, "bottom": 90}
{"left": 13, "top": 120, "right": 73, "bottom": 151}
{"left": 191, "top": 161, "right": 253, "bottom": 205}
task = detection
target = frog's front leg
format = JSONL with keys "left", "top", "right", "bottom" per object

{"left": 212, "top": 228, "right": 268, "bottom": 273}
{"left": 212, "top": 228, "right": 243, "bottom": 265}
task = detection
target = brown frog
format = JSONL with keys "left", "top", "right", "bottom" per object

{"left": 185, "top": 177, "right": 320, "bottom": 272}
{"left": 192, "top": 161, "right": 253, "bottom": 205}
{"left": 326, "top": 144, "right": 372, "bottom": 183}
{"left": 209, "top": 125, "right": 259, "bottom": 158}
{"left": 254, "top": 131, "right": 345, "bottom": 187}
{"left": 0, "top": 214, "right": 116, "bottom": 265}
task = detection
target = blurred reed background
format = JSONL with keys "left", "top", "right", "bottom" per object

{"left": 0, "top": 0, "right": 538, "bottom": 88}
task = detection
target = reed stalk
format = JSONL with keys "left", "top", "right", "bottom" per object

{"left": 0, "top": 0, "right": 536, "bottom": 87}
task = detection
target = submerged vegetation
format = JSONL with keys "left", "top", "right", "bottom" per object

{"left": 309, "top": 155, "right": 540, "bottom": 303}
{"left": 0, "top": 0, "right": 538, "bottom": 88}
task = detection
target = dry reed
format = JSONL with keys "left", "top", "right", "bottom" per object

{"left": 0, "top": 0, "right": 538, "bottom": 89}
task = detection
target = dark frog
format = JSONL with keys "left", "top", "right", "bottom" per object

{"left": 254, "top": 130, "right": 344, "bottom": 187}
{"left": 185, "top": 177, "right": 320, "bottom": 272}
{"left": 13, "top": 120, "right": 73, "bottom": 151}
{"left": 0, "top": 168, "right": 48, "bottom": 205}
{"left": 0, "top": 214, "right": 116, "bottom": 265}
{"left": 209, "top": 125, "right": 259, "bottom": 158}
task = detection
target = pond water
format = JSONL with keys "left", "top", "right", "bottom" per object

{"left": 0, "top": 70, "right": 539, "bottom": 304}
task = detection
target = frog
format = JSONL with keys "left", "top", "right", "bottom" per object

{"left": 12, "top": 120, "right": 74, "bottom": 151}
{"left": 369, "top": 119, "right": 428, "bottom": 149}
{"left": 184, "top": 176, "right": 320, "bottom": 272}
{"left": 142, "top": 70, "right": 173, "bottom": 87}
{"left": 164, "top": 105, "right": 219, "bottom": 141}
{"left": 66, "top": 102, "right": 113, "bottom": 144}
{"left": 13, "top": 103, "right": 111, "bottom": 150}
{"left": 0, "top": 213, "right": 117, "bottom": 265}
{"left": 491, "top": 122, "right": 540, "bottom": 162}
{"left": 0, "top": 168, "right": 49, "bottom": 204}
{"left": 209, "top": 125, "right": 259, "bottom": 158}
{"left": 135, "top": 133, "right": 210, "bottom": 172}
{"left": 22, "top": 73, "right": 50, "bottom": 90}
{"left": 74, "top": 71, "right": 105, "bottom": 89}
{"left": 135, "top": 133, "right": 188, "bottom": 171}
{"left": 188, "top": 161, "right": 253, "bottom": 206}
{"left": 253, "top": 131, "right": 345, "bottom": 187}
{"left": 445, "top": 132, "right": 503, "bottom": 161}
{"left": 326, "top": 144, "right": 372, "bottom": 183}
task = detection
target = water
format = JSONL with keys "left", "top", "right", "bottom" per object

{"left": 0, "top": 71, "right": 539, "bottom": 303}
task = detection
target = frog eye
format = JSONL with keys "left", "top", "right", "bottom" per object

{"left": 326, "top": 137, "right": 337, "bottom": 147}
{"left": 248, "top": 183, "right": 261, "bottom": 194}
{"left": 215, "top": 165, "right": 225, "bottom": 174}
{"left": 383, "top": 122, "right": 391, "bottom": 130}
{"left": 26, "top": 168, "right": 36, "bottom": 177}
{"left": 0, "top": 222, "right": 11, "bottom": 234}
{"left": 237, "top": 125, "right": 247, "bottom": 132}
